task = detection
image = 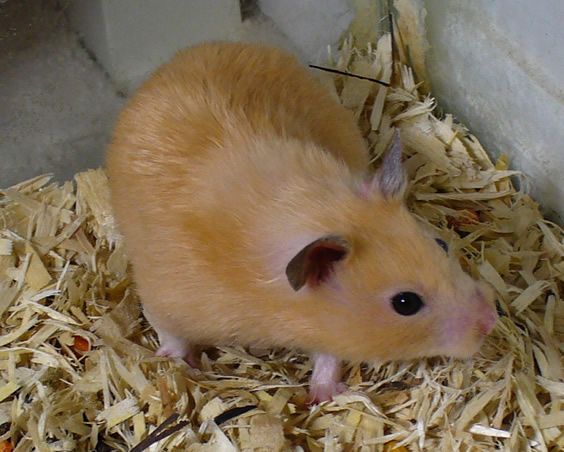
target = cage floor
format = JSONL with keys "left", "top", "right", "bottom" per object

{"left": 0, "top": 0, "right": 123, "bottom": 189}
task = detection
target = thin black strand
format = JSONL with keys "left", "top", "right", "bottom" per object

{"left": 308, "top": 64, "right": 390, "bottom": 87}
{"left": 214, "top": 405, "right": 258, "bottom": 425}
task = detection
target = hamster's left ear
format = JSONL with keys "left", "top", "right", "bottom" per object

{"left": 285, "top": 235, "right": 350, "bottom": 291}
{"left": 363, "top": 130, "right": 407, "bottom": 199}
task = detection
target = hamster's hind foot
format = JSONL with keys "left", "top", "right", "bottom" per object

{"left": 155, "top": 331, "right": 200, "bottom": 368}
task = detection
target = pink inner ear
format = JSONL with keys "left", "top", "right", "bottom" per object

{"left": 286, "top": 235, "right": 349, "bottom": 291}
{"left": 359, "top": 178, "right": 374, "bottom": 198}
{"left": 306, "top": 244, "right": 348, "bottom": 287}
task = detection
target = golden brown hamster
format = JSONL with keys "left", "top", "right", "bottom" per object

{"left": 106, "top": 42, "right": 497, "bottom": 403}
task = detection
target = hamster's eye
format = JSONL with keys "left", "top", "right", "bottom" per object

{"left": 435, "top": 238, "right": 448, "bottom": 253}
{"left": 391, "top": 292, "right": 424, "bottom": 316}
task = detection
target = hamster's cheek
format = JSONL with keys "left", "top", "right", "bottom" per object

{"left": 353, "top": 313, "right": 433, "bottom": 360}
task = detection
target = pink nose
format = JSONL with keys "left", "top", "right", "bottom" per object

{"left": 478, "top": 307, "right": 497, "bottom": 336}
{"left": 473, "top": 287, "right": 497, "bottom": 336}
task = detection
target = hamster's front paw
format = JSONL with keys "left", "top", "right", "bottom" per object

{"left": 308, "top": 353, "right": 346, "bottom": 404}
{"left": 308, "top": 381, "right": 347, "bottom": 404}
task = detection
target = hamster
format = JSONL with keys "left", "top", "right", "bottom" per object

{"left": 106, "top": 42, "right": 497, "bottom": 403}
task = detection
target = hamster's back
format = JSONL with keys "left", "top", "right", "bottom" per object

{"left": 107, "top": 41, "right": 370, "bottom": 265}
{"left": 108, "top": 42, "right": 368, "bottom": 178}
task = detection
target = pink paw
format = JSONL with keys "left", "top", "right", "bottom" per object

{"left": 308, "top": 382, "right": 347, "bottom": 405}
{"left": 308, "top": 353, "right": 345, "bottom": 404}
{"left": 156, "top": 344, "right": 200, "bottom": 368}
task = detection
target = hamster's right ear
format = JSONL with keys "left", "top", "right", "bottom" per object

{"left": 363, "top": 130, "right": 407, "bottom": 200}
{"left": 285, "top": 235, "right": 350, "bottom": 291}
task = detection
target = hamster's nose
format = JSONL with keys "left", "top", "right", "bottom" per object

{"left": 475, "top": 287, "right": 497, "bottom": 336}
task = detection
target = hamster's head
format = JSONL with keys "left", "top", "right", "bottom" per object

{"left": 284, "top": 133, "right": 498, "bottom": 363}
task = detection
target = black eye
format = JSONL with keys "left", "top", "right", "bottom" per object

{"left": 435, "top": 238, "right": 448, "bottom": 253}
{"left": 391, "top": 292, "right": 424, "bottom": 316}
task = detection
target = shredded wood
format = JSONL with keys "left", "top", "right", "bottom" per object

{"left": 0, "top": 5, "right": 562, "bottom": 452}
